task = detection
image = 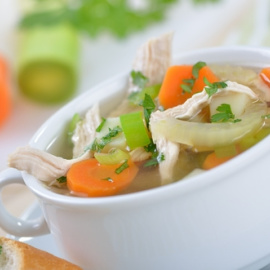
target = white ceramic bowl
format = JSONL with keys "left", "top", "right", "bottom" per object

{"left": 1, "top": 46, "right": 270, "bottom": 270}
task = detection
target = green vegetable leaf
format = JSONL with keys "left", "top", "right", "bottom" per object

{"left": 131, "top": 70, "right": 149, "bottom": 89}
{"left": 19, "top": 0, "right": 220, "bottom": 38}
{"left": 261, "top": 114, "right": 270, "bottom": 119}
{"left": 204, "top": 77, "right": 227, "bottom": 97}
{"left": 192, "top": 61, "right": 206, "bottom": 78}
{"left": 144, "top": 139, "right": 165, "bottom": 167}
{"left": 141, "top": 93, "right": 156, "bottom": 128}
{"left": 115, "top": 159, "right": 129, "bottom": 174}
{"left": 96, "top": 117, "right": 106, "bottom": 132}
{"left": 181, "top": 79, "right": 195, "bottom": 93}
{"left": 211, "top": 103, "right": 241, "bottom": 123}
{"left": 87, "top": 126, "right": 122, "bottom": 152}
{"left": 56, "top": 176, "right": 67, "bottom": 184}
{"left": 0, "top": 245, "right": 2, "bottom": 255}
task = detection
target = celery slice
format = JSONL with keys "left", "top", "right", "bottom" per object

{"left": 94, "top": 149, "right": 130, "bottom": 165}
{"left": 120, "top": 111, "right": 151, "bottom": 150}
{"left": 151, "top": 102, "right": 267, "bottom": 149}
{"left": 17, "top": 23, "right": 79, "bottom": 104}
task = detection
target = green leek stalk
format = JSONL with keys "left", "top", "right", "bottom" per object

{"left": 17, "top": 23, "right": 79, "bottom": 104}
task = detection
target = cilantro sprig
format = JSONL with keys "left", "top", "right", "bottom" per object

{"left": 181, "top": 61, "right": 206, "bottom": 94}
{"left": 211, "top": 104, "right": 241, "bottom": 123}
{"left": 86, "top": 126, "right": 122, "bottom": 152}
{"left": 204, "top": 78, "right": 227, "bottom": 97}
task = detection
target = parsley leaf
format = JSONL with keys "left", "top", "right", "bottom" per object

{"left": 211, "top": 103, "right": 241, "bottom": 123}
{"left": 85, "top": 126, "right": 122, "bottom": 152}
{"left": 131, "top": 70, "right": 149, "bottom": 89}
{"left": 141, "top": 93, "right": 156, "bottom": 128}
{"left": 204, "top": 77, "right": 227, "bottom": 97}
{"left": 56, "top": 176, "right": 67, "bottom": 184}
{"left": 144, "top": 139, "right": 165, "bottom": 167}
{"left": 261, "top": 114, "right": 270, "bottom": 119}
{"left": 96, "top": 117, "right": 106, "bottom": 132}
{"left": 115, "top": 160, "right": 129, "bottom": 174}
{"left": 192, "top": 61, "right": 206, "bottom": 78}
{"left": 19, "top": 0, "right": 221, "bottom": 38}
{"left": 180, "top": 61, "right": 206, "bottom": 94}
{"left": 0, "top": 245, "right": 2, "bottom": 255}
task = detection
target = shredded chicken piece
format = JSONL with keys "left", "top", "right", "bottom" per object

{"left": 72, "top": 104, "right": 101, "bottom": 158}
{"left": 155, "top": 138, "right": 180, "bottom": 185}
{"left": 130, "top": 32, "right": 173, "bottom": 92}
{"left": 152, "top": 81, "right": 258, "bottom": 121}
{"left": 8, "top": 146, "right": 90, "bottom": 184}
{"left": 130, "top": 147, "right": 152, "bottom": 162}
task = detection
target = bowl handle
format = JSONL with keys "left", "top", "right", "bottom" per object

{"left": 0, "top": 168, "right": 49, "bottom": 236}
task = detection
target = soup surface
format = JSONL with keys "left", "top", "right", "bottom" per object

{"left": 45, "top": 63, "right": 270, "bottom": 197}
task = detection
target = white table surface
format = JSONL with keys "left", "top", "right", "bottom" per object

{"left": 0, "top": 0, "right": 269, "bottom": 236}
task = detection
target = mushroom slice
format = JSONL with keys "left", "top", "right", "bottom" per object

{"left": 8, "top": 146, "right": 90, "bottom": 184}
{"left": 72, "top": 104, "right": 101, "bottom": 158}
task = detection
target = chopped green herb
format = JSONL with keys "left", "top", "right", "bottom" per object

{"left": 131, "top": 70, "right": 149, "bottom": 89}
{"left": 261, "top": 114, "right": 270, "bottom": 119}
{"left": 103, "top": 177, "right": 114, "bottom": 182}
{"left": 180, "top": 61, "right": 206, "bottom": 94}
{"left": 144, "top": 139, "right": 165, "bottom": 167}
{"left": 211, "top": 103, "right": 241, "bottom": 123}
{"left": 144, "top": 152, "right": 165, "bottom": 167}
{"left": 204, "top": 77, "right": 227, "bottom": 97}
{"left": 87, "top": 126, "right": 122, "bottom": 152}
{"left": 56, "top": 176, "right": 67, "bottom": 184}
{"left": 0, "top": 245, "right": 2, "bottom": 255}
{"left": 192, "top": 61, "right": 206, "bottom": 78}
{"left": 19, "top": 0, "right": 220, "bottom": 38}
{"left": 115, "top": 160, "right": 129, "bottom": 174}
{"left": 181, "top": 79, "right": 195, "bottom": 93}
{"left": 141, "top": 93, "right": 156, "bottom": 128}
{"left": 96, "top": 117, "right": 106, "bottom": 132}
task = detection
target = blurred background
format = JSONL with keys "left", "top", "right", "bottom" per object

{"left": 0, "top": 0, "right": 269, "bottom": 236}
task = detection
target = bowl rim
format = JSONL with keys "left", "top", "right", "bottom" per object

{"left": 23, "top": 45, "right": 270, "bottom": 207}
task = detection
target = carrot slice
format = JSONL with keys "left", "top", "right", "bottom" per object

{"left": 158, "top": 65, "right": 193, "bottom": 109}
{"left": 67, "top": 158, "right": 139, "bottom": 197}
{"left": 158, "top": 64, "right": 219, "bottom": 109}
{"left": 192, "top": 66, "right": 219, "bottom": 92}
{"left": 0, "top": 56, "right": 11, "bottom": 127}
{"left": 260, "top": 67, "right": 270, "bottom": 87}
{"left": 202, "top": 152, "right": 233, "bottom": 170}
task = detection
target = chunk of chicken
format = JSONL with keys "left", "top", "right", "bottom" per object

{"left": 72, "top": 104, "right": 101, "bottom": 158}
{"left": 8, "top": 104, "right": 101, "bottom": 184}
{"left": 8, "top": 146, "right": 90, "bottom": 184}
{"left": 129, "top": 32, "right": 173, "bottom": 93}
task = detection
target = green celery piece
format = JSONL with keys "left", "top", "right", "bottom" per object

{"left": 120, "top": 111, "right": 151, "bottom": 150}
{"left": 95, "top": 149, "right": 130, "bottom": 165}
{"left": 17, "top": 23, "right": 79, "bottom": 104}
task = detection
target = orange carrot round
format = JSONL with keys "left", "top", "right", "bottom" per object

{"left": 260, "top": 67, "right": 270, "bottom": 87}
{"left": 67, "top": 158, "right": 139, "bottom": 197}
{"left": 0, "top": 56, "right": 11, "bottom": 128}
{"left": 158, "top": 65, "right": 193, "bottom": 109}
{"left": 158, "top": 64, "right": 219, "bottom": 109}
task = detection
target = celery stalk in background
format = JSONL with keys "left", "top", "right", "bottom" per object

{"left": 17, "top": 23, "right": 79, "bottom": 104}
